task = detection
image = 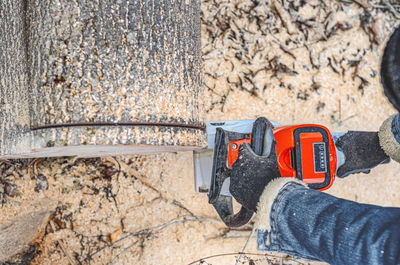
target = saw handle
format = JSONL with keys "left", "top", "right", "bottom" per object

{"left": 208, "top": 128, "right": 253, "bottom": 227}
{"left": 209, "top": 118, "right": 270, "bottom": 227}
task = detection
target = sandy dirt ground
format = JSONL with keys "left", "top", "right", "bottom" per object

{"left": 1, "top": 0, "right": 400, "bottom": 264}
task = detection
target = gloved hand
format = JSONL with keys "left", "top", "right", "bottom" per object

{"left": 229, "top": 117, "right": 282, "bottom": 212}
{"left": 336, "top": 131, "right": 389, "bottom": 178}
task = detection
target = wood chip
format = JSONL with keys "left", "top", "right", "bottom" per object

{"left": 371, "top": 15, "right": 386, "bottom": 45}
{"left": 351, "top": 0, "right": 373, "bottom": 11}
{"left": 272, "top": 0, "right": 297, "bottom": 35}
{"left": 0, "top": 199, "right": 55, "bottom": 262}
{"left": 109, "top": 229, "right": 121, "bottom": 243}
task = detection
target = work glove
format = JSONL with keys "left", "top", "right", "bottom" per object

{"left": 229, "top": 117, "right": 282, "bottom": 212}
{"left": 335, "top": 131, "right": 390, "bottom": 178}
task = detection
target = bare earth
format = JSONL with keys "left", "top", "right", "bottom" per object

{"left": 1, "top": 0, "right": 399, "bottom": 264}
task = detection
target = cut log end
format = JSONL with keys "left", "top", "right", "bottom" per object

{"left": 7, "top": 145, "right": 202, "bottom": 159}
{"left": 1, "top": 126, "right": 206, "bottom": 158}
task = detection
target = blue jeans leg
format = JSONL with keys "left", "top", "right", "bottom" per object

{"left": 257, "top": 183, "right": 400, "bottom": 265}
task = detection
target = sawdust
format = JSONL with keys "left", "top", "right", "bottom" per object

{"left": 0, "top": 0, "right": 399, "bottom": 264}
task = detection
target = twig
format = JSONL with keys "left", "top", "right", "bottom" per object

{"left": 50, "top": 220, "right": 76, "bottom": 265}
{"left": 342, "top": 114, "right": 357, "bottom": 123}
{"left": 106, "top": 241, "right": 138, "bottom": 265}
{"left": 235, "top": 227, "right": 256, "bottom": 265}
{"left": 381, "top": 0, "right": 400, "bottom": 19}
{"left": 223, "top": 229, "right": 253, "bottom": 238}
{"left": 102, "top": 156, "right": 125, "bottom": 230}
{"left": 172, "top": 199, "right": 198, "bottom": 218}
{"left": 119, "top": 160, "right": 198, "bottom": 217}
{"left": 103, "top": 156, "right": 121, "bottom": 172}
{"left": 28, "top": 158, "right": 42, "bottom": 176}
{"left": 272, "top": 0, "right": 297, "bottom": 34}
{"left": 118, "top": 160, "right": 162, "bottom": 196}
{"left": 272, "top": 40, "right": 297, "bottom": 60}
{"left": 188, "top": 253, "right": 267, "bottom": 265}
{"left": 83, "top": 216, "right": 219, "bottom": 263}
{"left": 188, "top": 252, "right": 308, "bottom": 265}
{"left": 343, "top": 0, "right": 373, "bottom": 10}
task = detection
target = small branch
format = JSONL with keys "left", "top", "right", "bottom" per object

{"left": 235, "top": 227, "right": 256, "bottom": 265}
{"left": 188, "top": 253, "right": 268, "bottom": 265}
{"left": 272, "top": 0, "right": 297, "bottom": 35}
{"left": 106, "top": 241, "right": 138, "bottom": 265}
{"left": 188, "top": 252, "right": 308, "bottom": 265}
{"left": 272, "top": 40, "right": 297, "bottom": 60}
{"left": 118, "top": 160, "right": 162, "bottom": 197}
{"left": 343, "top": 0, "right": 373, "bottom": 10}
{"left": 119, "top": 160, "right": 198, "bottom": 218}
{"left": 172, "top": 199, "right": 198, "bottom": 218}
{"left": 381, "top": 0, "right": 400, "bottom": 19}
{"left": 83, "top": 216, "right": 220, "bottom": 263}
{"left": 50, "top": 220, "right": 76, "bottom": 265}
{"left": 103, "top": 156, "right": 121, "bottom": 172}
{"left": 28, "top": 158, "right": 42, "bottom": 177}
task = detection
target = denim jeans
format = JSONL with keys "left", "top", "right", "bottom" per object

{"left": 257, "top": 183, "right": 400, "bottom": 265}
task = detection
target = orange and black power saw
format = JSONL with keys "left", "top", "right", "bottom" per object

{"left": 193, "top": 120, "right": 389, "bottom": 227}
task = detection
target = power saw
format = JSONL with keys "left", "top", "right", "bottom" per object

{"left": 193, "top": 119, "right": 390, "bottom": 227}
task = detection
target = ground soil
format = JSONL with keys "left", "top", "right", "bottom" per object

{"left": 1, "top": 0, "right": 399, "bottom": 264}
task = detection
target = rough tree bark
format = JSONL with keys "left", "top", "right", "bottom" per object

{"left": 0, "top": 0, "right": 31, "bottom": 156}
{"left": 0, "top": 0, "right": 205, "bottom": 158}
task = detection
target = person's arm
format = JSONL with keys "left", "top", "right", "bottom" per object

{"left": 255, "top": 179, "right": 400, "bottom": 265}
{"left": 229, "top": 115, "right": 400, "bottom": 265}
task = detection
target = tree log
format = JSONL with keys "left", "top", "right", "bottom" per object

{"left": 0, "top": 0, "right": 31, "bottom": 156}
{"left": 0, "top": 0, "right": 205, "bottom": 158}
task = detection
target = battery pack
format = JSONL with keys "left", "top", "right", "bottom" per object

{"left": 273, "top": 125, "right": 337, "bottom": 190}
